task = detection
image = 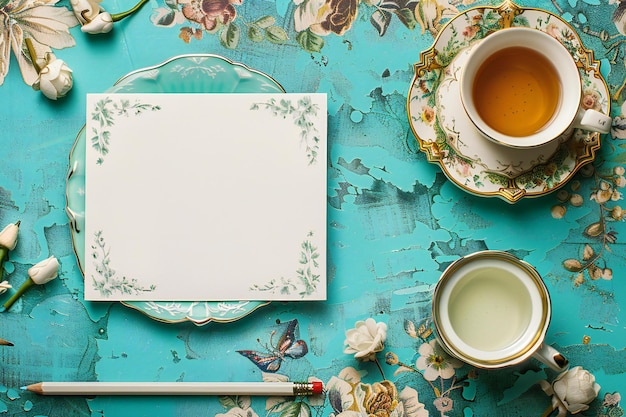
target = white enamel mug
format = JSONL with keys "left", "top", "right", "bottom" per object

{"left": 432, "top": 251, "right": 568, "bottom": 371}
{"left": 460, "top": 27, "right": 611, "bottom": 149}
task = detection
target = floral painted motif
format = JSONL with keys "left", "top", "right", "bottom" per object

{"left": 90, "top": 231, "right": 157, "bottom": 297}
{"left": 150, "top": 0, "right": 467, "bottom": 51}
{"left": 415, "top": 339, "right": 462, "bottom": 382}
{"left": 181, "top": 0, "right": 239, "bottom": 32}
{"left": 250, "top": 96, "right": 322, "bottom": 165}
{"left": 326, "top": 367, "right": 429, "bottom": 417}
{"left": 556, "top": 164, "right": 624, "bottom": 287}
{"left": 0, "top": 0, "right": 77, "bottom": 86}
{"left": 384, "top": 319, "right": 474, "bottom": 417}
{"left": 249, "top": 234, "right": 321, "bottom": 297}
{"left": 598, "top": 392, "right": 624, "bottom": 417}
{"left": 89, "top": 97, "right": 161, "bottom": 164}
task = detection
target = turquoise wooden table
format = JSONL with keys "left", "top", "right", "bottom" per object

{"left": 1, "top": 0, "right": 626, "bottom": 415}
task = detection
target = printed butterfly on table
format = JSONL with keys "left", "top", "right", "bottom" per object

{"left": 237, "top": 319, "right": 308, "bottom": 372}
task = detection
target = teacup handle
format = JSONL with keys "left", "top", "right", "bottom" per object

{"left": 575, "top": 108, "right": 612, "bottom": 134}
{"left": 532, "top": 343, "right": 569, "bottom": 371}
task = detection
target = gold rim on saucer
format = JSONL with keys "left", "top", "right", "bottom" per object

{"left": 407, "top": 1, "right": 610, "bottom": 203}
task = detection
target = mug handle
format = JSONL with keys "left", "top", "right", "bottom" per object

{"left": 532, "top": 343, "right": 569, "bottom": 371}
{"left": 575, "top": 108, "right": 612, "bottom": 134}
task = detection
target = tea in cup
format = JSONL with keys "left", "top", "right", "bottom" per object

{"left": 460, "top": 27, "right": 611, "bottom": 148}
{"left": 432, "top": 250, "right": 568, "bottom": 371}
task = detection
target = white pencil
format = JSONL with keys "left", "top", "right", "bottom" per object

{"left": 24, "top": 381, "right": 323, "bottom": 396}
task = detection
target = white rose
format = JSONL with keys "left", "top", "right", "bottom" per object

{"left": 540, "top": 366, "right": 601, "bottom": 415}
{"left": 32, "top": 57, "right": 73, "bottom": 100}
{"left": 28, "top": 256, "right": 60, "bottom": 284}
{"left": 343, "top": 318, "right": 387, "bottom": 361}
{"left": 553, "top": 366, "right": 601, "bottom": 414}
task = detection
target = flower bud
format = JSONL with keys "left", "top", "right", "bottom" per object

{"left": 0, "top": 280, "right": 11, "bottom": 295}
{"left": 81, "top": 12, "right": 114, "bottom": 34}
{"left": 2, "top": 256, "right": 59, "bottom": 312}
{"left": 32, "top": 56, "right": 73, "bottom": 100}
{"left": 28, "top": 256, "right": 59, "bottom": 285}
{"left": 0, "top": 223, "right": 19, "bottom": 251}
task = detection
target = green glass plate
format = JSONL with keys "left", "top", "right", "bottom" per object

{"left": 66, "top": 54, "right": 284, "bottom": 325}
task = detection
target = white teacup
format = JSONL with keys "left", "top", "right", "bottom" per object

{"left": 432, "top": 250, "right": 568, "bottom": 371}
{"left": 460, "top": 27, "right": 611, "bottom": 149}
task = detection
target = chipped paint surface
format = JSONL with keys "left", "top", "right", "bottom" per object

{"left": 2, "top": 0, "right": 626, "bottom": 416}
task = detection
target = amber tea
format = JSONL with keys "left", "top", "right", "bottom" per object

{"left": 471, "top": 47, "right": 561, "bottom": 137}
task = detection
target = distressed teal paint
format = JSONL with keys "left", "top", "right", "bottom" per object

{"left": 1, "top": 0, "right": 626, "bottom": 416}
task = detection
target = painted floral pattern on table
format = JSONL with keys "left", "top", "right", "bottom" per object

{"left": 552, "top": 164, "right": 624, "bottom": 292}
{"left": 219, "top": 317, "right": 622, "bottom": 417}
{"left": 150, "top": 0, "right": 464, "bottom": 50}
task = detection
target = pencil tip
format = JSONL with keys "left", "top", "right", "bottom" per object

{"left": 20, "top": 386, "right": 27, "bottom": 391}
{"left": 0, "top": 338, "right": 13, "bottom": 346}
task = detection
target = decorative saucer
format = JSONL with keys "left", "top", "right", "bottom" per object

{"left": 66, "top": 54, "right": 284, "bottom": 325}
{"left": 436, "top": 46, "right": 562, "bottom": 176}
{"left": 407, "top": 1, "right": 609, "bottom": 203}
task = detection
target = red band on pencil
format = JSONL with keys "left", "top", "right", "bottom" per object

{"left": 312, "top": 381, "right": 323, "bottom": 395}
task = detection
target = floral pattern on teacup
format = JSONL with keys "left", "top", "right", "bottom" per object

{"left": 408, "top": 2, "right": 609, "bottom": 203}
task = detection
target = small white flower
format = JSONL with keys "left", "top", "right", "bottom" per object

{"left": 0, "top": 222, "right": 20, "bottom": 251}
{"left": 28, "top": 256, "right": 60, "bottom": 284}
{"left": 0, "top": 280, "right": 11, "bottom": 295}
{"left": 32, "top": 56, "right": 73, "bottom": 100}
{"left": 540, "top": 366, "right": 601, "bottom": 415}
{"left": 81, "top": 12, "right": 113, "bottom": 34}
{"left": 343, "top": 318, "right": 387, "bottom": 361}
{"left": 415, "top": 339, "right": 463, "bottom": 381}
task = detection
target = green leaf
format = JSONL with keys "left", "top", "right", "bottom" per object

{"left": 265, "top": 26, "right": 289, "bottom": 44}
{"left": 370, "top": 9, "right": 391, "bottom": 36}
{"left": 395, "top": 8, "right": 417, "bottom": 30}
{"left": 154, "top": 10, "right": 176, "bottom": 26}
{"left": 278, "top": 401, "right": 308, "bottom": 417}
{"left": 296, "top": 29, "right": 324, "bottom": 53}
{"left": 247, "top": 25, "right": 264, "bottom": 42}
{"left": 255, "top": 15, "right": 276, "bottom": 28}
{"left": 218, "top": 396, "right": 239, "bottom": 409}
{"left": 220, "top": 23, "right": 240, "bottom": 49}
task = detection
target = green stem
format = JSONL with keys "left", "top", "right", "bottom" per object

{"left": 0, "top": 247, "right": 7, "bottom": 281}
{"left": 24, "top": 38, "right": 42, "bottom": 73}
{"left": 374, "top": 358, "right": 386, "bottom": 380}
{"left": 110, "top": 0, "right": 149, "bottom": 22}
{"left": 2, "top": 278, "right": 34, "bottom": 312}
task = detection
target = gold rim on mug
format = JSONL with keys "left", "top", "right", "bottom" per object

{"left": 432, "top": 251, "right": 551, "bottom": 368}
